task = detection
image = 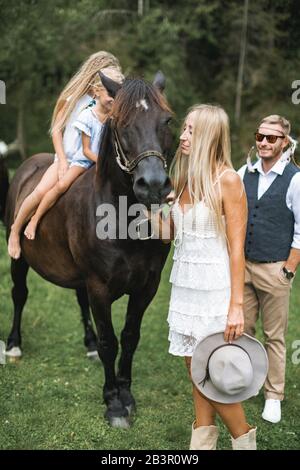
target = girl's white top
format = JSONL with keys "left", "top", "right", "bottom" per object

{"left": 71, "top": 107, "right": 104, "bottom": 163}
{"left": 54, "top": 94, "right": 92, "bottom": 162}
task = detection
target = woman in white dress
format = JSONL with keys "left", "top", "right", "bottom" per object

{"left": 149, "top": 104, "right": 256, "bottom": 450}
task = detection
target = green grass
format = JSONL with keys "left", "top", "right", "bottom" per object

{"left": 0, "top": 223, "right": 300, "bottom": 450}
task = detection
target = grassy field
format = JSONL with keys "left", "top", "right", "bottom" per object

{"left": 0, "top": 222, "right": 300, "bottom": 450}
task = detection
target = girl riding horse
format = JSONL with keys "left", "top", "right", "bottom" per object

{"left": 8, "top": 51, "right": 122, "bottom": 259}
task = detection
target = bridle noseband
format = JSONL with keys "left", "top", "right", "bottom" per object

{"left": 112, "top": 125, "right": 167, "bottom": 174}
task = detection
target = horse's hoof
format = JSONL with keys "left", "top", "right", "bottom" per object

{"left": 5, "top": 346, "right": 22, "bottom": 361}
{"left": 86, "top": 350, "right": 100, "bottom": 361}
{"left": 104, "top": 399, "right": 131, "bottom": 429}
{"left": 108, "top": 416, "right": 131, "bottom": 429}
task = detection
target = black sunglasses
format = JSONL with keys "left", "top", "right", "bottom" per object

{"left": 254, "top": 132, "right": 285, "bottom": 144}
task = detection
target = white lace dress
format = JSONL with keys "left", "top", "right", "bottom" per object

{"left": 167, "top": 200, "right": 231, "bottom": 357}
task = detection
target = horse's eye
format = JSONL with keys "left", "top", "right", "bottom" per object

{"left": 164, "top": 117, "right": 172, "bottom": 126}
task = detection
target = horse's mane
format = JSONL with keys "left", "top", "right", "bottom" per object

{"left": 97, "top": 120, "right": 114, "bottom": 183}
{"left": 97, "top": 78, "right": 172, "bottom": 183}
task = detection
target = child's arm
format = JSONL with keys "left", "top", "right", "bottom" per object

{"left": 52, "top": 100, "right": 69, "bottom": 179}
{"left": 82, "top": 133, "right": 99, "bottom": 162}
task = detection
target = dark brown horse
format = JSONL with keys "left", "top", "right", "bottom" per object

{"left": 3, "top": 74, "right": 173, "bottom": 428}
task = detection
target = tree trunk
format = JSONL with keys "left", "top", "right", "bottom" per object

{"left": 235, "top": 0, "right": 249, "bottom": 125}
{"left": 138, "top": 0, "right": 144, "bottom": 17}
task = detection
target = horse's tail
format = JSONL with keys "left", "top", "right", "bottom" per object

{"left": 0, "top": 155, "right": 9, "bottom": 224}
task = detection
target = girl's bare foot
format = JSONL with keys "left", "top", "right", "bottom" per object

{"left": 24, "top": 218, "right": 38, "bottom": 240}
{"left": 8, "top": 227, "right": 21, "bottom": 259}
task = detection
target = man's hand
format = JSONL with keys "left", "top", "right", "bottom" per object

{"left": 283, "top": 248, "right": 300, "bottom": 274}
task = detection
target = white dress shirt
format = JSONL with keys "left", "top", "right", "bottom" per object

{"left": 238, "top": 157, "right": 300, "bottom": 250}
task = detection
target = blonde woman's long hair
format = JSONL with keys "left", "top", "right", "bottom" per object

{"left": 170, "top": 104, "right": 233, "bottom": 234}
{"left": 50, "top": 51, "right": 121, "bottom": 134}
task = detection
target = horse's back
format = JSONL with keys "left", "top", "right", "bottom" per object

{"left": 5, "top": 153, "right": 54, "bottom": 228}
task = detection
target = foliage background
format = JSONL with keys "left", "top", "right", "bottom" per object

{"left": 1, "top": 0, "right": 300, "bottom": 165}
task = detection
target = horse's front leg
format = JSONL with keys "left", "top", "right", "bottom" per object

{"left": 87, "top": 279, "right": 130, "bottom": 428}
{"left": 117, "top": 280, "right": 161, "bottom": 417}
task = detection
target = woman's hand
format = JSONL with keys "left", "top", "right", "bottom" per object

{"left": 224, "top": 303, "right": 244, "bottom": 342}
{"left": 58, "top": 158, "right": 69, "bottom": 180}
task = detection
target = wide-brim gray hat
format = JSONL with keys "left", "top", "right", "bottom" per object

{"left": 191, "top": 332, "right": 268, "bottom": 404}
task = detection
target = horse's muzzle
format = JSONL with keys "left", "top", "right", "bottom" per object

{"left": 133, "top": 166, "right": 172, "bottom": 207}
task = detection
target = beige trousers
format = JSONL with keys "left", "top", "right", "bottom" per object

{"left": 244, "top": 261, "right": 294, "bottom": 400}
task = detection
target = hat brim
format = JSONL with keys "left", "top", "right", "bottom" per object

{"left": 191, "top": 332, "right": 268, "bottom": 404}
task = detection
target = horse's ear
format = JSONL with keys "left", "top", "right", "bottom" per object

{"left": 153, "top": 71, "right": 166, "bottom": 93}
{"left": 99, "top": 72, "right": 122, "bottom": 98}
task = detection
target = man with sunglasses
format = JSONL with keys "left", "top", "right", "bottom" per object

{"left": 238, "top": 115, "right": 300, "bottom": 424}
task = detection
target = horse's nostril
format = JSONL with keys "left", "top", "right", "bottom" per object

{"left": 136, "top": 177, "right": 148, "bottom": 189}
{"left": 135, "top": 174, "right": 171, "bottom": 204}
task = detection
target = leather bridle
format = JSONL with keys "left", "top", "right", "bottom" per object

{"left": 112, "top": 125, "right": 167, "bottom": 174}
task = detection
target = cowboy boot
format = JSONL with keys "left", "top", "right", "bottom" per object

{"left": 189, "top": 421, "right": 219, "bottom": 450}
{"left": 231, "top": 426, "right": 257, "bottom": 450}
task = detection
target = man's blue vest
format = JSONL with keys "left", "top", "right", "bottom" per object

{"left": 243, "top": 162, "right": 299, "bottom": 262}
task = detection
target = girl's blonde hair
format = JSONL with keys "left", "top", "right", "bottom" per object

{"left": 170, "top": 104, "right": 233, "bottom": 234}
{"left": 50, "top": 51, "right": 121, "bottom": 133}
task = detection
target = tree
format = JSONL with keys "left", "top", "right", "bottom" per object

{"left": 1, "top": 0, "right": 299, "bottom": 164}
{"left": 235, "top": 0, "right": 249, "bottom": 125}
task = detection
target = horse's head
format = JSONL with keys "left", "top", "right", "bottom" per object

{"left": 100, "top": 72, "right": 173, "bottom": 206}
